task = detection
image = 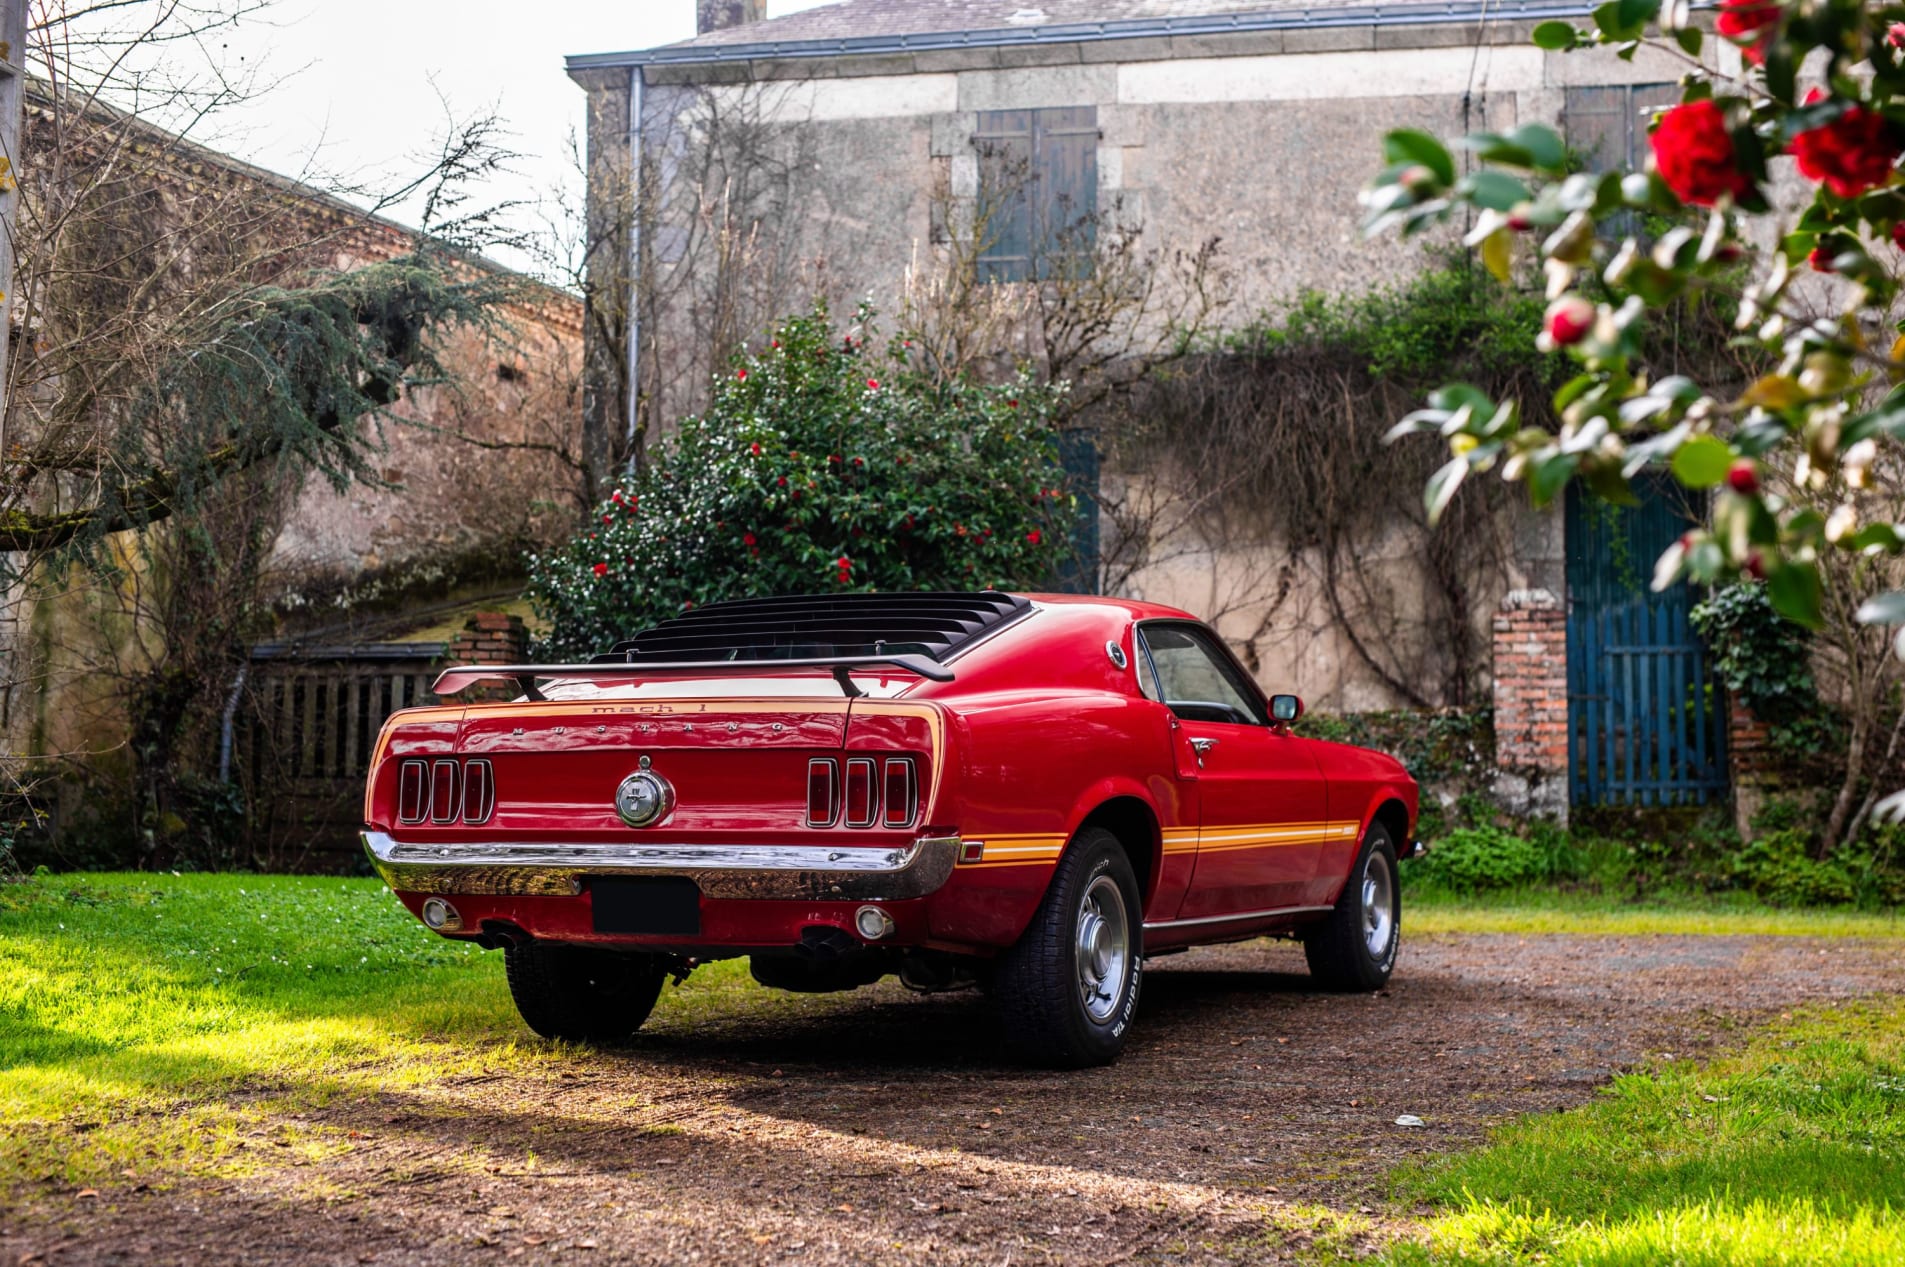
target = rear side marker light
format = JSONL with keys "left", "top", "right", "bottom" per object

{"left": 960, "top": 840, "right": 986, "bottom": 864}
{"left": 882, "top": 758, "right": 916, "bottom": 828}
{"left": 398, "top": 760, "right": 428, "bottom": 824}
{"left": 462, "top": 759, "right": 494, "bottom": 824}
{"left": 429, "top": 759, "right": 461, "bottom": 823}
{"left": 845, "top": 757, "right": 877, "bottom": 828}
{"left": 807, "top": 758, "right": 839, "bottom": 827}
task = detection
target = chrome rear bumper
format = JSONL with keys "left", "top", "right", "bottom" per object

{"left": 362, "top": 831, "right": 961, "bottom": 901}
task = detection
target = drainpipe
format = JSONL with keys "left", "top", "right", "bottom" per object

{"left": 624, "top": 64, "right": 643, "bottom": 472}
{"left": 218, "top": 660, "right": 249, "bottom": 784}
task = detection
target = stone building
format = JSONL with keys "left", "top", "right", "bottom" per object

{"left": 566, "top": 0, "right": 1749, "bottom": 820}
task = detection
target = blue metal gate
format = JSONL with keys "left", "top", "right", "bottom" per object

{"left": 1564, "top": 483, "right": 1727, "bottom": 806}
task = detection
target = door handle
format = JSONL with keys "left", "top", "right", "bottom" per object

{"left": 1189, "top": 737, "right": 1218, "bottom": 767}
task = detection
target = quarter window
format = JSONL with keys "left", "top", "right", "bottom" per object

{"left": 1136, "top": 624, "right": 1266, "bottom": 726}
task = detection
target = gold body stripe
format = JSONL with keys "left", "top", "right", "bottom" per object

{"left": 955, "top": 820, "right": 1365, "bottom": 868}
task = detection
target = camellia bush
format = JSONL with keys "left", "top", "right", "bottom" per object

{"left": 1363, "top": 0, "right": 1905, "bottom": 824}
{"left": 526, "top": 306, "right": 1073, "bottom": 661}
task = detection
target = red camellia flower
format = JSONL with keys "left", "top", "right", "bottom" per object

{"left": 1544, "top": 296, "right": 1596, "bottom": 347}
{"left": 837, "top": 555, "right": 852, "bottom": 568}
{"left": 866, "top": 378, "right": 880, "bottom": 390}
{"left": 736, "top": 368, "right": 747, "bottom": 381}
{"left": 749, "top": 441, "right": 762, "bottom": 456}
{"left": 1890, "top": 21, "right": 1905, "bottom": 49}
{"left": 1792, "top": 88, "right": 1902, "bottom": 198}
{"left": 1726, "top": 460, "right": 1760, "bottom": 495}
{"left": 592, "top": 562, "right": 608, "bottom": 577}
{"left": 1006, "top": 398, "right": 1020, "bottom": 409}
{"left": 1026, "top": 529, "right": 1042, "bottom": 545}
{"left": 1651, "top": 99, "right": 1755, "bottom": 206}
{"left": 742, "top": 532, "right": 757, "bottom": 546}
{"left": 1715, "top": 0, "right": 1779, "bottom": 64}
{"left": 852, "top": 456, "right": 864, "bottom": 467}
{"left": 1808, "top": 245, "right": 1836, "bottom": 273}
{"left": 777, "top": 475, "right": 788, "bottom": 487}
{"left": 610, "top": 489, "right": 623, "bottom": 503}
{"left": 602, "top": 513, "right": 613, "bottom": 524}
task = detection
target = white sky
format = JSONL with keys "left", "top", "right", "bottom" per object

{"left": 182, "top": 0, "right": 839, "bottom": 278}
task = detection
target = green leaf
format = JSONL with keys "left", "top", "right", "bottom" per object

{"left": 1532, "top": 20, "right": 1578, "bottom": 49}
{"left": 1674, "top": 26, "right": 1702, "bottom": 56}
{"left": 1383, "top": 130, "right": 1456, "bottom": 187}
{"left": 1529, "top": 453, "right": 1580, "bottom": 508}
{"left": 1855, "top": 590, "right": 1905, "bottom": 626}
{"left": 1768, "top": 563, "right": 1824, "bottom": 630}
{"left": 1463, "top": 170, "right": 1531, "bottom": 211}
{"left": 1669, "top": 435, "right": 1734, "bottom": 488}
{"left": 1507, "top": 124, "right": 1567, "bottom": 172}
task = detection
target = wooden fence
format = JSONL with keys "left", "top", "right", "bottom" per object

{"left": 237, "top": 641, "right": 446, "bottom": 868}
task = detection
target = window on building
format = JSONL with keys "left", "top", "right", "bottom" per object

{"left": 972, "top": 106, "right": 1098, "bottom": 283}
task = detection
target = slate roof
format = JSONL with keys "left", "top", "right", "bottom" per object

{"left": 671, "top": 1, "right": 1327, "bottom": 49}
{"left": 565, "top": 0, "right": 1587, "bottom": 68}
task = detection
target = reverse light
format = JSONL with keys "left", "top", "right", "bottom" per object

{"left": 855, "top": 905, "right": 895, "bottom": 940}
{"left": 420, "top": 897, "right": 463, "bottom": 931}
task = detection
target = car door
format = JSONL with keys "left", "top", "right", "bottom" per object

{"left": 1136, "top": 622, "right": 1328, "bottom": 920}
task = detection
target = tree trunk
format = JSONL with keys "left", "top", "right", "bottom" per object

{"left": 1821, "top": 704, "right": 1871, "bottom": 857}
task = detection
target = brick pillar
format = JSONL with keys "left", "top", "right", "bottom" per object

{"left": 448, "top": 612, "right": 528, "bottom": 666}
{"left": 1491, "top": 588, "right": 1570, "bottom": 823}
{"left": 1727, "top": 691, "right": 1776, "bottom": 838}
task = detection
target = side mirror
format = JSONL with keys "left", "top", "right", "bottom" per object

{"left": 1270, "top": 694, "right": 1304, "bottom": 723}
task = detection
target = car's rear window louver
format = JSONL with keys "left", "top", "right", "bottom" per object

{"left": 593, "top": 591, "right": 1032, "bottom": 666}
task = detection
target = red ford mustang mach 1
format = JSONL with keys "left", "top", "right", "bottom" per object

{"left": 363, "top": 591, "right": 1420, "bottom": 1067}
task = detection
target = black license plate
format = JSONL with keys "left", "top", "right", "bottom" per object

{"left": 591, "top": 876, "right": 702, "bottom": 935}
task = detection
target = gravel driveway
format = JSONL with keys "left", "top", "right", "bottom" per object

{"left": 7, "top": 931, "right": 1904, "bottom": 1266}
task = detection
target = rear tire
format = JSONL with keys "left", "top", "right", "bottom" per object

{"left": 503, "top": 942, "right": 667, "bottom": 1044}
{"left": 1303, "top": 822, "right": 1400, "bottom": 992}
{"left": 992, "top": 827, "right": 1143, "bottom": 1068}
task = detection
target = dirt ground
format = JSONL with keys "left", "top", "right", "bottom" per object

{"left": 6, "top": 931, "right": 1905, "bottom": 1266}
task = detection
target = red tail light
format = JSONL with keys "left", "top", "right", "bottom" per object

{"left": 882, "top": 758, "right": 916, "bottom": 827}
{"left": 807, "top": 758, "right": 839, "bottom": 826}
{"left": 844, "top": 757, "right": 877, "bottom": 827}
{"left": 429, "top": 759, "right": 460, "bottom": 823}
{"left": 462, "top": 759, "right": 493, "bottom": 824}
{"left": 395, "top": 758, "right": 491, "bottom": 826}
{"left": 398, "top": 760, "right": 427, "bottom": 824}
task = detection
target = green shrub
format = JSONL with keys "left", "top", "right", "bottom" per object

{"left": 526, "top": 307, "right": 1072, "bottom": 661}
{"left": 1412, "top": 826, "right": 1547, "bottom": 893}
{"left": 1730, "top": 829, "right": 1858, "bottom": 907}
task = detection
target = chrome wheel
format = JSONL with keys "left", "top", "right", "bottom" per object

{"left": 1361, "top": 848, "right": 1395, "bottom": 959}
{"left": 1074, "top": 873, "right": 1130, "bottom": 1023}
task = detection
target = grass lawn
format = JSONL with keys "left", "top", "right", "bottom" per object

{"left": 0, "top": 872, "right": 776, "bottom": 1191}
{"left": 1406, "top": 887, "right": 1905, "bottom": 938}
{"left": 1382, "top": 997, "right": 1905, "bottom": 1265}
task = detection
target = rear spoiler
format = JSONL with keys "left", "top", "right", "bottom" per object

{"left": 432, "top": 654, "right": 955, "bottom": 701}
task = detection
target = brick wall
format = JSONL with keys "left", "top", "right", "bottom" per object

{"left": 1727, "top": 690, "right": 1777, "bottom": 836}
{"left": 1491, "top": 588, "right": 1570, "bottom": 822}
{"left": 448, "top": 612, "right": 529, "bottom": 666}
